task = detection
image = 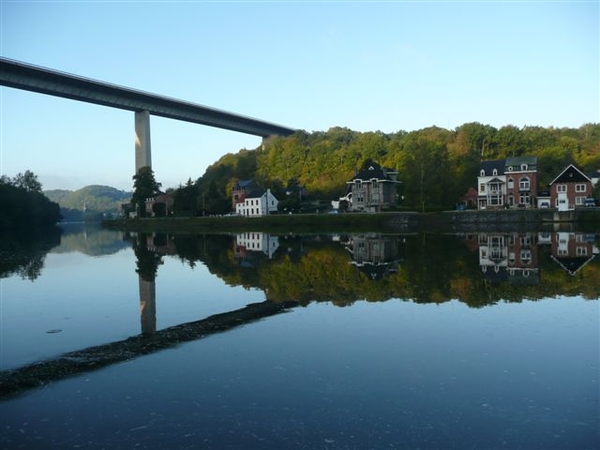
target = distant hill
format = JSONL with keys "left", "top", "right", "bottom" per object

{"left": 45, "top": 185, "right": 131, "bottom": 221}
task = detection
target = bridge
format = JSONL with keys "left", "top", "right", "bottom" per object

{"left": 0, "top": 57, "right": 296, "bottom": 172}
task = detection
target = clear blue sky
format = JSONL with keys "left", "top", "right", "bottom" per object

{"left": 1, "top": 1, "right": 598, "bottom": 191}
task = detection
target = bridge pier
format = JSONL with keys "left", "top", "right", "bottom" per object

{"left": 139, "top": 276, "right": 157, "bottom": 334}
{"left": 135, "top": 110, "right": 152, "bottom": 172}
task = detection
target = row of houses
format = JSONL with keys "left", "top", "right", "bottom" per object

{"left": 234, "top": 161, "right": 401, "bottom": 216}
{"left": 477, "top": 157, "right": 599, "bottom": 211}
{"left": 137, "top": 157, "right": 597, "bottom": 218}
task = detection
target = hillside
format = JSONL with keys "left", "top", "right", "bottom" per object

{"left": 45, "top": 185, "right": 131, "bottom": 221}
{"left": 193, "top": 123, "right": 600, "bottom": 213}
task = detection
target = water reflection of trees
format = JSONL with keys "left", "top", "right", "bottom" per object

{"left": 165, "top": 232, "right": 599, "bottom": 308}
{"left": 0, "top": 228, "right": 62, "bottom": 281}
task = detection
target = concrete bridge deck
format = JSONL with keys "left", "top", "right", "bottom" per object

{"left": 0, "top": 57, "right": 296, "bottom": 138}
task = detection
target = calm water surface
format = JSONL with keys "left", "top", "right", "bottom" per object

{"left": 0, "top": 225, "right": 598, "bottom": 449}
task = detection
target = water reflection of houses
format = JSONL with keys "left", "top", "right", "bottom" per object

{"left": 234, "top": 233, "right": 280, "bottom": 265}
{"left": 143, "top": 233, "right": 177, "bottom": 255}
{"left": 477, "top": 232, "right": 540, "bottom": 284}
{"left": 549, "top": 232, "right": 598, "bottom": 276}
{"left": 343, "top": 234, "right": 401, "bottom": 280}
{"left": 467, "top": 231, "right": 599, "bottom": 282}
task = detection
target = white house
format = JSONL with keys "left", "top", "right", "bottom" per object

{"left": 235, "top": 188, "right": 279, "bottom": 217}
{"left": 477, "top": 160, "right": 506, "bottom": 209}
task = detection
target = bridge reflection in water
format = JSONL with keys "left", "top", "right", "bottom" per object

{"left": 0, "top": 299, "right": 298, "bottom": 399}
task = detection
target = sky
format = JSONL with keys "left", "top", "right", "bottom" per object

{"left": 1, "top": 1, "right": 598, "bottom": 192}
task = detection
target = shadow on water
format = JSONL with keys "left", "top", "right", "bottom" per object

{"left": 0, "top": 300, "right": 298, "bottom": 400}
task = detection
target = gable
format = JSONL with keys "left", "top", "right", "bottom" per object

{"left": 549, "top": 164, "right": 591, "bottom": 185}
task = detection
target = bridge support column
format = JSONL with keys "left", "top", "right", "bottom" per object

{"left": 139, "top": 276, "right": 156, "bottom": 335}
{"left": 135, "top": 110, "right": 152, "bottom": 172}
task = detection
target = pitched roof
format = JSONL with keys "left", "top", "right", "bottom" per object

{"left": 549, "top": 164, "right": 591, "bottom": 185}
{"left": 479, "top": 160, "right": 505, "bottom": 176}
{"left": 349, "top": 161, "right": 397, "bottom": 182}
{"left": 234, "top": 180, "right": 256, "bottom": 190}
{"left": 505, "top": 156, "right": 537, "bottom": 167}
{"left": 245, "top": 188, "right": 266, "bottom": 199}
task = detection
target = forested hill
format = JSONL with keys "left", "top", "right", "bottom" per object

{"left": 196, "top": 123, "right": 599, "bottom": 211}
{"left": 45, "top": 185, "right": 131, "bottom": 220}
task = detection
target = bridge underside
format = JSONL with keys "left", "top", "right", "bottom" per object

{"left": 0, "top": 58, "right": 296, "bottom": 172}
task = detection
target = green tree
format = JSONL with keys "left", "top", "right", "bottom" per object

{"left": 0, "top": 171, "right": 61, "bottom": 230}
{"left": 173, "top": 178, "right": 198, "bottom": 216}
{"left": 400, "top": 131, "right": 452, "bottom": 211}
{"left": 203, "top": 180, "right": 230, "bottom": 215}
{"left": 131, "top": 167, "right": 162, "bottom": 218}
{"left": 12, "top": 170, "right": 43, "bottom": 193}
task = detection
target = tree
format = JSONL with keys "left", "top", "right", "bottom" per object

{"left": 173, "top": 178, "right": 198, "bottom": 216}
{"left": 202, "top": 180, "right": 230, "bottom": 215}
{"left": 0, "top": 171, "right": 61, "bottom": 230}
{"left": 400, "top": 132, "right": 452, "bottom": 212}
{"left": 12, "top": 170, "right": 43, "bottom": 193}
{"left": 131, "top": 167, "right": 162, "bottom": 218}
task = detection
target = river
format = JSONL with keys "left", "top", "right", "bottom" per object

{"left": 0, "top": 224, "right": 598, "bottom": 449}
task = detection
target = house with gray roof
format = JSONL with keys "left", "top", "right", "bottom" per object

{"left": 344, "top": 161, "right": 400, "bottom": 212}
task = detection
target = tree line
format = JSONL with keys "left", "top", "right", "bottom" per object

{"left": 0, "top": 171, "right": 62, "bottom": 231}
{"left": 159, "top": 122, "right": 599, "bottom": 215}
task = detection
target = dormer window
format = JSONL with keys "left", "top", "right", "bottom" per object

{"left": 507, "top": 166, "right": 513, "bottom": 172}
{"left": 521, "top": 164, "right": 528, "bottom": 171}
{"left": 492, "top": 169, "right": 498, "bottom": 176}
{"left": 480, "top": 170, "right": 485, "bottom": 177}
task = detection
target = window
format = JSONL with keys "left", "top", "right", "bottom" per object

{"left": 492, "top": 169, "right": 497, "bottom": 176}
{"left": 557, "top": 185, "right": 567, "bottom": 193}
{"left": 576, "top": 247, "right": 588, "bottom": 256}
{"left": 521, "top": 164, "right": 528, "bottom": 171}
{"left": 575, "top": 184, "right": 587, "bottom": 193}
{"left": 480, "top": 184, "right": 486, "bottom": 193}
{"left": 480, "top": 170, "right": 485, "bottom": 177}
{"left": 576, "top": 196, "right": 585, "bottom": 205}
{"left": 508, "top": 178, "right": 514, "bottom": 189}
{"left": 519, "top": 177, "right": 530, "bottom": 190}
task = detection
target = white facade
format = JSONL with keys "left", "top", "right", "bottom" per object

{"left": 478, "top": 174, "right": 506, "bottom": 209}
{"left": 235, "top": 188, "right": 279, "bottom": 217}
{"left": 236, "top": 233, "right": 280, "bottom": 258}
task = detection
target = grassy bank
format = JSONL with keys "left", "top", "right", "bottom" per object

{"left": 103, "top": 209, "right": 600, "bottom": 234}
{"left": 102, "top": 212, "right": 414, "bottom": 234}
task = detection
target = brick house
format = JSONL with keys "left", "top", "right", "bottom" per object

{"left": 144, "top": 192, "right": 174, "bottom": 217}
{"left": 232, "top": 180, "right": 258, "bottom": 210}
{"left": 345, "top": 161, "right": 400, "bottom": 212}
{"left": 549, "top": 164, "right": 593, "bottom": 211}
{"left": 478, "top": 157, "right": 538, "bottom": 209}
{"left": 504, "top": 156, "right": 538, "bottom": 208}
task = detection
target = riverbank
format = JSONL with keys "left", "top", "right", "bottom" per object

{"left": 102, "top": 208, "right": 600, "bottom": 233}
